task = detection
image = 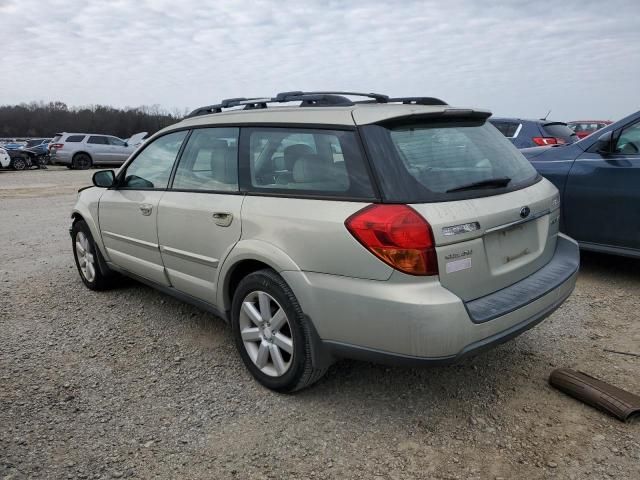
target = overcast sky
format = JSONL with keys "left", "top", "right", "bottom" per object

{"left": 1, "top": 0, "right": 638, "bottom": 121}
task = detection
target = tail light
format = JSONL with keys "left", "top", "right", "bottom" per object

{"left": 345, "top": 204, "right": 438, "bottom": 276}
{"left": 51, "top": 143, "right": 63, "bottom": 149}
{"left": 532, "top": 137, "right": 565, "bottom": 146}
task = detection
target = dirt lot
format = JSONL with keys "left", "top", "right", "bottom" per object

{"left": 1, "top": 167, "right": 639, "bottom": 479}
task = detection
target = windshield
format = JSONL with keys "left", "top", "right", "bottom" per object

{"left": 360, "top": 119, "right": 539, "bottom": 202}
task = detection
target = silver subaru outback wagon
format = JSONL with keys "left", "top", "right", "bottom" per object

{"left": 70, "top": 91, "right": 579, "bottom": 392}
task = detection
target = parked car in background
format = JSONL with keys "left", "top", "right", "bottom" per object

{"left": 50, "top": 132, "right": 147, "bottom": 169}
{"left": 0, "top": 147, "right": 10, "bottom": 169}
{"left": 567, "top": 120, "right": 612, "bottom": 139}
{"left": 70, "top": 91, "right": 579, "bottom": 392}
{"left": 1, "top": 141, "right": 25, "bottom": 150}
{"left": 522, "top": 109, "right": 640, "bottom": 258}
{"left": 21, "top": 138, "right": 52, "bottom": 165}
{"left": 490, "top": 118, "right": 578, "bottom": 148}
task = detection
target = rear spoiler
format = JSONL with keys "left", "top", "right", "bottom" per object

{"left": 375, "top": 108, "right": 492, "bottom": 126}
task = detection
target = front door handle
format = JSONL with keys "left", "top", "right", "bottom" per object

{"left": 139, "top": 203, "right": 153, "bottom": 216}
{"left": 212, "top": 212, "right": 233, "bottom": 227}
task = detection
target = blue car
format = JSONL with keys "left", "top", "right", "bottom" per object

{"left": 522, "top": 110, "right": 640, "bottom": 258}
{"left": 490, "top": 118, "right": 578, "bottom": 149}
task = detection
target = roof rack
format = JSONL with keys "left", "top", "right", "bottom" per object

{"left": 186, "top": 91, "right": 447, "bottom": 117}
{"left": 355, "top": 96, "right": 447, "bottom": 106}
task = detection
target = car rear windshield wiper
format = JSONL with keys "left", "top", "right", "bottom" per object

{"left": 446, "top": 177, "right": 511, "bottom": 193}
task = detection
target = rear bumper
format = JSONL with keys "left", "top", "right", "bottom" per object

{"left": 51, "top": 151, "right": 71, "bottom": 165}
{"left": 283, "top": 233, "right": 579, "bottom": 363}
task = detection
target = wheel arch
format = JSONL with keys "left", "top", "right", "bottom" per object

{"left": 72, "top": 151, "right": 93, "bottom": 167}
{"left": 217, "top": 239, "right": 301, "bottom": 313}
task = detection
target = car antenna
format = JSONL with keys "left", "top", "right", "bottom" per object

{"left": 541, "top": 109, "right": 551, "bottom": 121}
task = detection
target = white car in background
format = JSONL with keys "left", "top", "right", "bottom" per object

{"left": 50, "top": 132, "right": 148, "bottom": 169}
{"left": 0, "top": 147, "right": 11, "bottom": 168}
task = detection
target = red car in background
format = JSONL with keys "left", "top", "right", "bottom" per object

{"left": 567, "top": 120, "right": 612, "bottom": 139}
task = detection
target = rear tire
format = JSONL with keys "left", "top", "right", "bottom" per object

{"left": 72, "top": 153, "right": 92, "bottom": 170}
{"left": 231, "top": 269, "right": 327, "bottom": 392}
{"left": 71, "top": 220, "right": 116, "bottom": 290}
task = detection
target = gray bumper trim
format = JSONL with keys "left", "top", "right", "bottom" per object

{"left": 465, "top": 236, "right": 579, "bottom": 324}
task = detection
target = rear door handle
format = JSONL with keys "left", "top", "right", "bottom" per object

{"left": 139, "top": 204, "right": 153, "bottom": 216}
{"left": 212, "top": 212, "right": 233, "bottom": 227}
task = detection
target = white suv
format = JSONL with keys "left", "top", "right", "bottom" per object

{"left": 70, "top": 91, "right": 579, "bottom": 392}
{"left": 51, "top": 132, "right": 147, "bottom": 169}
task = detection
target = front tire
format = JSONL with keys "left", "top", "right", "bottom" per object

{"left": 72, "top": 153, "right": 92, "bottom": 170}
{"left": 71, "top": 220, "right": 115, "bottom": 290}
{"left": 231, "top": 269, "right": 327, "bottom": 392}
{"left": 11, "top": 156, "right": 27, "bottom": 170}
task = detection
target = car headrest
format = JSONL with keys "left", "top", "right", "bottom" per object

{"left": 211, "top": 147, "right": 237, "bottom": 184}
{"left": 283, "top": 144, "right": 314, "bottom": 170}
{"left": 293, "top": 154, "right": 331, "bottom": 183}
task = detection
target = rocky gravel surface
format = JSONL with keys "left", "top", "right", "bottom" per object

{"left": 1, "top": 167, "right": 639, "bottom": 479}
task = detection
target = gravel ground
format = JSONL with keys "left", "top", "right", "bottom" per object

{"left": 1, "top": 167, "right": 639, "bottom": 479}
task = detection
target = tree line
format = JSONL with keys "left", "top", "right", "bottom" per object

{"left": 0, "top": 102, "right": 187, "bottom": 139}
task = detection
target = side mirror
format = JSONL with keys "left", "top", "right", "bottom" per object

{"left": 92, "top": 170, "right": 115, "bottom": 188}
{"left": 594, "top": 131, "right": 613, "bottom": 155}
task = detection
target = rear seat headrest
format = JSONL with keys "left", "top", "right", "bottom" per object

{"left": 283, "top": 144, "right": 314, "bottom": 170}
{"left": 293, "top": 154, "right": 330, "bottom": 183}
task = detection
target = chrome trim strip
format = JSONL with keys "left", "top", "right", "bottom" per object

{"left": 530, "top": 159, "right": 574, "bottom": 163}
{"left": 160, "top": 245, "right": 219, "bottom": 268}
{"left": 510, "top": 123, "right": 522, "bottom": 139}
{"left": 484, "top": 209, "right": 551, "bottom": 234}
{"left": 102, "top": 231, "right": 158, "bottom": 250}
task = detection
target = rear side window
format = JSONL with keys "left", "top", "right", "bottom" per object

{"left": 542, "top": 123, "right": 577, "bottom": 142}
{"left": 87, "top": 136, "right": 108, "bottom": 145}
{"left": 361, "top": 119, "right": 539, "bottom": 203}
{"left": 66, "top": 135, "right": 85, "bottom": 142}
{"left": 491, "top": 121, "right": 520, "bottom": 138}
{"left": 172, "top": 128, "right": 239, "bottom": 191}
{"left": 242, "top": 127, "right": 375, "bottom": 199}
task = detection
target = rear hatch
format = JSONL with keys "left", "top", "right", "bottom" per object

{"left": 358, "top": 111, "right": 561, "bottom": 301}
{"left": 540, "top": 122, "right": 578, "bottom": 145}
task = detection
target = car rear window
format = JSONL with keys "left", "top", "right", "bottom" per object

{"left": 542, "top": 123, "right": 577, "bottom": 142}
{"left": 360, "top": 119, "right": 540, "bottom": 203}
{"left": 66, "top": 135, "right": 85, "bottom": 143}
{"left": 490, "top": 121, "right": 520, "bottom": 138}
{"left": 51, "top": 135, "right": 62, "bottom": 143}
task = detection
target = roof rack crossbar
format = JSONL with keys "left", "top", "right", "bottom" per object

{"left": 388, "top": 97, "right": 447, "bottom": 106}
{"left": 275, "top": 91, "right": 389, "bottom": 103}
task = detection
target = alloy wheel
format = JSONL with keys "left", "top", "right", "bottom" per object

{"left": 75, "top": 231, "right": 96, "bottom": 282}
{"left": 238, "top": 291, "right": 294, "bottom": 377}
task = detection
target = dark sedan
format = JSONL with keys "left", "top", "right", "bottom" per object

{"left": 522, "top": 110, "right": 640, "bottom": 258}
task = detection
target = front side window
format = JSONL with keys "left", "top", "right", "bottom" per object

{"left": 108, "top": 137, "right": 126, "bottom": 147}
{"left": 87, "top": 136, "right": 108, "bottom": 145}
{"left": 615, "top": 122, "right": 640, "bottom": 155}
{"left": 172, "top": 128, "right": 239, "bottom": 191}
{"left": 361, "top": 119, "right": 539, "bottom": 202}
{"left": 121, "top": 131, "right": 187, "bottom": 189}
{"left": 245, "top": 128, "right": 374, "bottom": 198}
